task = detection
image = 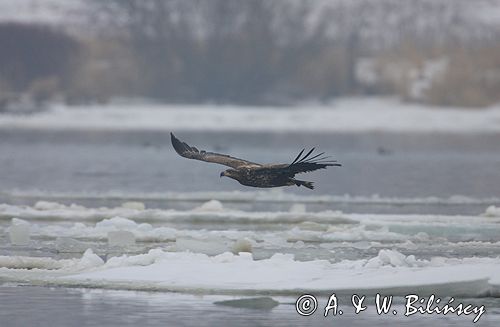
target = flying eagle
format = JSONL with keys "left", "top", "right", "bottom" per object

{"left": 171, "top": 133, "right": 341, "bottom": 190}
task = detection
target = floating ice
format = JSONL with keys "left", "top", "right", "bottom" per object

{"left": 15, "top": 201, "right": 500, "bottom": 227}
{"left": 5, "top": 190, "right": 500, "bottom": 207}
{"left": 0, "top": 249, "right": 103, "bottom": 271}
{"left": 0, "top": 249, "right": 498, "bottom": 297}
{"left": 34, "top": 201, "right": 66, "bottom": 210}
{"left": 289, "top": 203, "right": 306, "bottom": 213}
{"left": 56, "top": 237, "right": 94, "bottom": 253}
{"left": 66, "top": 249, "right": 104, "bottom": 271}
{"left": 2, "top": 203, "right": 500, "bottom": 248}
{"left": 0, "top": 255, "right": 63, "bottom": 270}
{"left": 103, "top": 248, "right": 166, "bottom": 268}
{"left": 214, "top": 297, "right": 279, "bottom": 310}
{"left": 96, "top": 217, "right": 141, "bottom": 230}
{"left": 287, "top": 224, "right": 409, "bottom": 243}
{"left": 364, "top": 249, "right": 424, "bottom": 268}
{"left": 8, "top": 218, "right": 31, "bottom": 245}
{"left": 292, "top": 240, "right": 305, "bottom": 249}
{"left": 350, "top": 241, "right": 373, "bottom": 250}
{"left": 232, "top": 238, "right": 253, "bottom": 254}
{"left": 483, "top": 205, "right": 500, "bottom": 217}
{"left": 59, "top": 250, "right": 500, "bottom": 296}
{"left": 297, "top": 221, "right": 329, "bottom": 231}
{"left": 108, "top": 231, "right": 136, "bottom": 247}
{"left": 121, "top": 201, "right": 145, "bottom": 210}
{"left": 176, "top": 237, "right": 229, "bottom": 256}
{"left": 194, "top": 200, "right": 224, "bottom": 212}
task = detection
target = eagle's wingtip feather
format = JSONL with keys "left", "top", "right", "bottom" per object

{"left": 170, "top": 132, "right": 186, "bottom": 155}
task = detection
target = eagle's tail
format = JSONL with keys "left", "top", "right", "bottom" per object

{"left": 293, "top": 179, "right": 314, "bottom": 190}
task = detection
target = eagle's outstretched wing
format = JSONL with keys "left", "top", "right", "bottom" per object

{"left": 171, "top": 133, "right": 261, "bottom": 169}
{"left": 265, "top": 147, "right": 341, "bottom": 175}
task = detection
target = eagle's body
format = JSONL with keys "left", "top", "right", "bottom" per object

{"left": 170, "top": 133, "right": 340, "bottom": 190}
{"left": 222, "top": 166, "right": 305, "bottom": 188}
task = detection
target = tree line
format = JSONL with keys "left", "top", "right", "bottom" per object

{"left": 1, "top": 0, "right": 499, "bottom": 110}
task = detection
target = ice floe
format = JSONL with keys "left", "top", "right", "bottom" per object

{"left": 2, "top": 201, "right": 500, "bottom": 247}
{"left": 175, "top": 237, "right": 232, "bottom": 256}
{"left": 0, "top": 201, "right": 357, "bottom": 224}
{"left": 4, "top": 201, "right": 500, "bottom": 228}
{"left": 107, "top": 231, "right": 136, "bottom": 247}
{"left": 483, "top": 205, "right": 500, "bottom": 217}
{"left": 4, "top": 190, "right": 500, "bottom": 206}
{"left": 194, "top": 199, "right": 225, "bottom": 212}
{"left": 8, "top": 218, "right": 31, "bottom": 245}
{"left": 0, "top": 248, "right": 103, "bottom": 272}
{"left": 0, "top": 249, "right": 498, "bottom": 297}
{"left": 120, "top": 201, "right": 146, "bottom": 211}
{"left": 1, "top": 200, "right": 499, "bottom": 298}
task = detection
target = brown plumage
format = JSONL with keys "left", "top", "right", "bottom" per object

{"left": 170, "top": 133, "right": 341, "bottom": 190}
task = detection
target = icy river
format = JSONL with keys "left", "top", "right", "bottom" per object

{"left": 1, "top": 120, "right": 500, "bottom": 326}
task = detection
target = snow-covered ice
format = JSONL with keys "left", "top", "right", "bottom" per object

{"left": 194, "top": 199, "right": 224, "bottom": 212}
{"left": 120, "top": 201, "right": 146, "bottom": 211}
{"left": 484, "top": 205, "right": 500, "bottom": 217}
{"left": 2, "top": 201, "right": 500, "bottom": 245}
{"left": 232, "top": 238, "right": 253, "bottom": 254}
{"left": 8, "top": 218, "right": 31, "bottom": 245}
{"left": 0, "top": 249, "right": 498, "bottom": 297}
{"left": 0, "top": 200, "right": 499, "bottom": 298}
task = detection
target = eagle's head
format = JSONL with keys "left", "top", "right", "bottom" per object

{"left": 220, "top": 169, "right": 238, "bottom": 180}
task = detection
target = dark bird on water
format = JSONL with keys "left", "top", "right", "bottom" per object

{"left": 171, "top": 133, "right": 341, "bottom": 190}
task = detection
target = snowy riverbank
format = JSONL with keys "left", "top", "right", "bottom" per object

{"left": 1, "top": 98, "right": 500, "bottom": 133}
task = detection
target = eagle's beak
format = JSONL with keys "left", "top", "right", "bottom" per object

{"left": 220, "top": 172, "right": 225, "bottom": 178}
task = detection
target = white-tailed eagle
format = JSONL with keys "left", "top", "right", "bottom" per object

{"left": 171, "top": 133, "right": 340, "bottom": 190}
